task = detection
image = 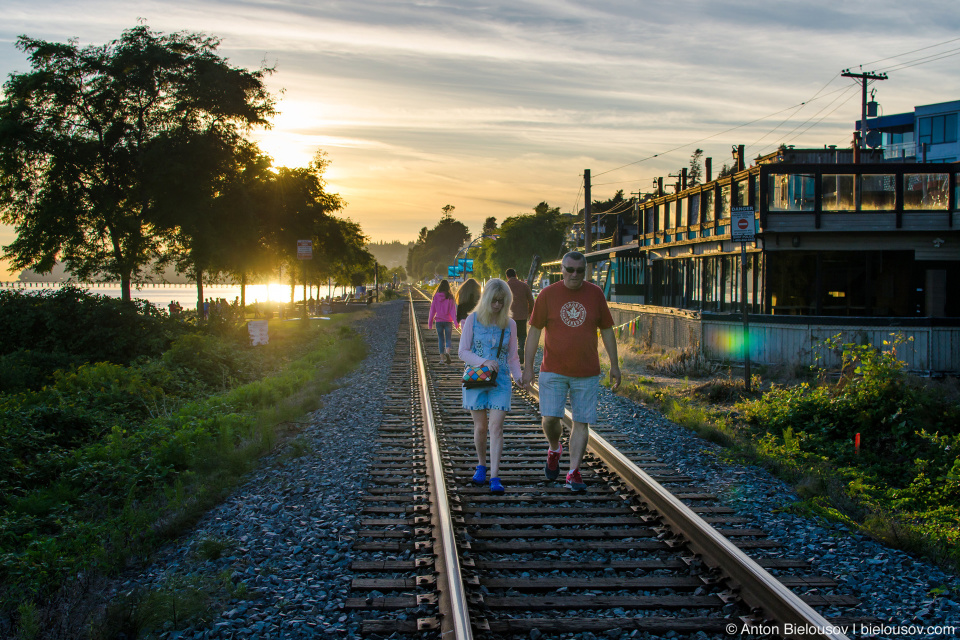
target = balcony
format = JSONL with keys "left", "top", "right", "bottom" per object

{"left": 883, "top": 142, "right": 916, "bottom": 161}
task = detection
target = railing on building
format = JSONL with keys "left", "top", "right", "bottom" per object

{"left": 608, "top": 302, "right": 960, "bottom": 374}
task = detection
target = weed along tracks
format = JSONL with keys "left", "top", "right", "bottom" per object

{"left": 345, "top": 293, "right": 873, "bottom": 640}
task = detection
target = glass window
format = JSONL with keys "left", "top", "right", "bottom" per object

{"left": 821, "top": 174, "right": 856, "bottom": 211}
{"left": 662, "top": 202, "right": 670, "bottom": 229}
{"left": 736, "top": 180, "right": 748, "bottom": 208}
{"left": 720, "top": 185, "right": 731, "bottom": 219}
{"left": 767, "top": 174, "right": 815, "bottom": 211}
{"left": 704, "top": 190, "right": 715, "bottom": 222}
{"left": 644, "top": 206, "right": 654, "bottom": 235}
{"left": 860, "top": 174, "right": 895, "bottom": 211}
{"left": 752, "top": 175, "right": 760, "bottom": 207}
{"left": 703, "top": 257, "right": 718, "bottom": 311}
{"left": 688, "top": 193, "right": 700, "bottom": 225}
{"left": 955, "top": 174, "right": 960, "bottom": 212}
{"left": 675, "top": 198, "right": 684, "bottom": 227}
{"left": 904, "top": 173, "right": 949, "bottom": 210}
{"left": 919, "top": 113, "right": 958, "bottom": 145}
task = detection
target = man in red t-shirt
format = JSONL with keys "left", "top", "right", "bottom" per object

{"left": 522, "top": 251, "right": 621, "bottom": 491}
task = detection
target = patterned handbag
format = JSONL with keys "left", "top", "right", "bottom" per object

{"left": 462, "top": 325, "right": 505, "bottom": 388}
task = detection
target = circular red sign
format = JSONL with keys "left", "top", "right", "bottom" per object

{"left": 737, "top": 218, "right": 749, "bottom": 229}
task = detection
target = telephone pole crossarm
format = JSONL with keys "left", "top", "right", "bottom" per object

{"left": 841, "top": 69, "right": 888, "bottom": 161}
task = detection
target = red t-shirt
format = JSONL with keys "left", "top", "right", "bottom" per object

{"left": 529, "top": 281, "right": 613, "bottom": 377}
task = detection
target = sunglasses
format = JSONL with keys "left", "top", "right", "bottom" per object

{"left": 492, "top": 297, "right": 505, "bottom": 304}
{"left": 564, "top": 266, "right": 586, "bottom": 274}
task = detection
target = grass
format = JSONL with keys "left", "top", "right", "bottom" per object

{"left": 606, "top": 339, "right": 960, "bottom": 576}
{"left": 4, "top": 310, "right": 371, "bottom": 639}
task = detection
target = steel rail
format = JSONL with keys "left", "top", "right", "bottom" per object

{"left": 526, "top": 382, "right": 850, "bottom": 640}
{"left": 408, "top": 294, "right": 474, "bottom": 640}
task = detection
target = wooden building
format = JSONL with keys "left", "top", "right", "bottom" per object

{"left": 545, "top": 149, "right": 960, "bottom": 372}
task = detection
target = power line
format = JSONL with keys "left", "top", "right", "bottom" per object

{"left": 781, "top": 89, "right": 861, "bottom": 148}
{"left": 592, "top": 101, "right": 803, "bottom": 179}
{"left": 593, "top": 84, "right": 858, "bottom": 180}
{"left": 592, "top": 37, "right": 960, "bottom": 186}
{"left": 592, "top": 176, "right": 658, "bottom": 188}
{"left": 749, "top": 73, "right": 843, "bottom": 150}
{"left": 880, "top": 47, "right": 960, "bottom": 73}
{"left": 568, "top": 178, "right": 583, "bottom": 217}
{"left": 858, "top": 36, "right": 960, "bottom": 68}
{"left": 760, "top": 84, "right": 860, "bottom": 155}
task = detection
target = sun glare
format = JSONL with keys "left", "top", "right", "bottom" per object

{"left": 255, "top": 101, "right": 329, "bottom": 168}
{"left": 255, "top": 130, "right": 317, "bottom": 169}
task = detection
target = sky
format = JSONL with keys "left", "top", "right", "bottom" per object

{"left": 1, "top": 0, "right": 959, "bottom": 277}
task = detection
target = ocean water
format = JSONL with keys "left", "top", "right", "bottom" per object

{"left": 0, "top": 282, "right": 347, "bottom": 311}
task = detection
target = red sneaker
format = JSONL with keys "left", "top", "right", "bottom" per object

{"left": 544, "top": 446, "right": 562, "bottom": 480}
{"left": 565, "top": 468, "right": 586, "bottom": 491}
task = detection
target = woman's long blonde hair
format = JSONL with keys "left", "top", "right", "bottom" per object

{"left": 475, "top": 278, "right": 512, "bottom": 329}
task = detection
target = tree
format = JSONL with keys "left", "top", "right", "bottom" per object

{"left": 441, "top": 204, "right": 456, "bottom": 220}
{"left": 259, "top": 154, "right": 359, "bottom": 301}
{"left": 0, "top": 25, "right": 275, "bottom": 301}
{"left": 153, "top": 134, "right": 274, "bottom": 312}
{"left": 406, "top": 216, "right": 470, "bottom": 281}
{"left": 471, "top": 234, "right": 499, "bottom": 280}
{"left": 482, "top": 217, "right": 498, "bottom": 236}
{"left": 688, "top": 148, "right": 704, "bottom": 186}
{"left": 311, "top": 216, "right": 375, "bottom": 295}
{"left": 486, "top": 203, "right": 566, "bottom": 278}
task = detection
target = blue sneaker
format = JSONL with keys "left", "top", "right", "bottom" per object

{"left": 489, "top": 477, "right": 505, "bottom": 494}
{"left": 472, "top": 465, "right": 487, "bottom": 484}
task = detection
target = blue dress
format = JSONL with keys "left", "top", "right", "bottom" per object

{"left": 462, "top": 318, "right": 513, "bottom": 412}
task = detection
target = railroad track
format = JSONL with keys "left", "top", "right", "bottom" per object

{"left": 346, "top": 294, "right": 868, "bottom": 639}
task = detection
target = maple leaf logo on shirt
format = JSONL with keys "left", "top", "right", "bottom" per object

{"left": 560, "top": 301, "right": 586, "bottom": 327}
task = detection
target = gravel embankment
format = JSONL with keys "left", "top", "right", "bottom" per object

{"left": 105, "top": 301, "right": 958, "bottom": 640}
{"left": 105, "top": 300, "right": 406, "bottom": 639}
{"left": 596, "top": 390, "right": 960, "bottom": 640}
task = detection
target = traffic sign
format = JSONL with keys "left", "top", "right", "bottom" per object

{"left": 297, "top": 239, "right": 313, "bottom": 260}
{"left": 730, "top": 206, "right": 755, "bottom": 243}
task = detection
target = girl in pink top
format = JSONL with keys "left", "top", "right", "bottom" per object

{"left": 427, "top": 279, "right": 458, "bottom": 364}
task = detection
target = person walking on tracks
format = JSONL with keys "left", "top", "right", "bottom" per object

{"left": 459, "top": 279, "right": 522, "bottom": 494}
{"left": 505, "top": 268, "right": 535, "bottom": 365}
{"left": 427, "top": 279, "right": 457, "bottom": 365}
{"left": 521, "top": 251, "right": 621, "bottom": 491}
{"left": 455, "top": 277, "right": 481, "bottom": 325}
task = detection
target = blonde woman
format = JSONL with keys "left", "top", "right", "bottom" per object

{"left": 458, "top": 279, "right": 522, "bottom": 494}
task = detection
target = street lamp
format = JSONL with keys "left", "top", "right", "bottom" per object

{"left": 452, "top": 234, "right": 499, "bottom": 280}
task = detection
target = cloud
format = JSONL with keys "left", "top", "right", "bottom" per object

{"left": 1, "top": 0, "right": 958, "bottom": 253}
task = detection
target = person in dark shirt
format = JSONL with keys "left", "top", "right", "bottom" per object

{"left": 505, "top": 268, "right": 535, "bottom": 364}
{"left": 456, "top": 278, "right": 481, "bottom": 324}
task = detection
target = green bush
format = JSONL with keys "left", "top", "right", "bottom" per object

{"left": 740, "top": 334, "right": 959, "bottom": 486}
{"left": 0, "top": 288, "right": 187, "bottom": 392}
{"left": 0, "top": 350, "right": 85, "bottom": 393}
{"left": 0, "top": 316, "right": 367, "bottom": 616}
{"left": 738, "top": 333, "right": 960, "bottom": 569}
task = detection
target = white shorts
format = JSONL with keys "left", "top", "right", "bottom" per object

{"left": 537, "top": 371, "right": 598, "bottom": 424}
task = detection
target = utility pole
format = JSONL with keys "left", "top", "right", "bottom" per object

{"left": 841, "top": 68, "right": 887, "bottom": 163}
{"left": 584, "top": 169, "right": 592, "bottom": 280}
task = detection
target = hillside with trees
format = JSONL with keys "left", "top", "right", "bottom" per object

{"left": 367, "top": 241, "right": 414, "bottom": 269}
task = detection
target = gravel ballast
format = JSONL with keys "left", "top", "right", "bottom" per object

{"left": 104, "top": 301, "right": 958, "bottom": 640}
